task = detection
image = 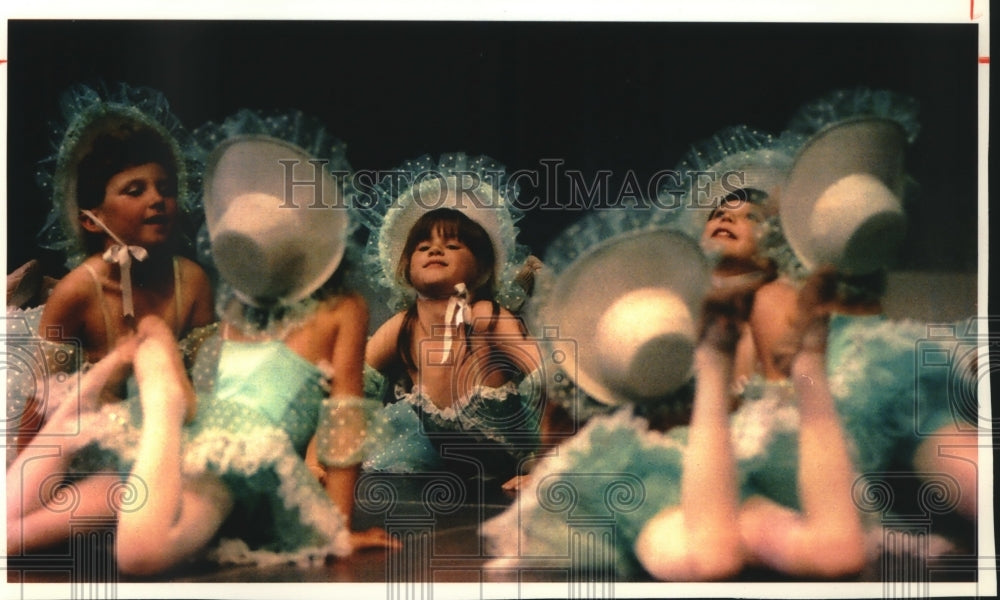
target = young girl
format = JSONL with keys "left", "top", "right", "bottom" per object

{"left": 485, "top": 89, "right": 973, "bottom": 581}
{"left": 633, "top": 283, "right": 867, "bottom": 580}
{"left": 532, "top": 125, "right": 796, "bottom": 439}
{"left": 6, "top": 82, "right": 213, "bottom": 458}
{"left": 361, "top": 155, "right": 541, "bottom": 488}
{"left": 8, "top": 129, "right": 393, "bottom": 570}
{"left": 38, "top": 82, "right": 213, "bottom": 361}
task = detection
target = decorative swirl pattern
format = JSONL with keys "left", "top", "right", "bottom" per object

{"left": 917, "top": 474, "right": 961, "bottom": 515}
{"left": 537, "top": 473, "right": 646, "bottom": 518}
{"left": 602, "top": 474, "right": 645, "bottom": 514}
{"left": 108, "top": 476, "right": 148, "bottom": 513}
{"left": 420, "top": 474, "right": 465, "bottom": 514}
{"left": 948, "top": 345, "right": 989, "bottom": 429}
{"left": 39, "top": 474, "right": 82, "bottom": 514}
{"left": 851, "top": 475, "right": 894, "bottom": 514}
{"left": 537, "top": 476, "right": 579, "bottom": 515}
{"left": 451, "top": 344, "right": 541, "bottom": 432}
{"left": 354, "top": 474, "right": 400, "bottom": 512}
{"left": 3, "top": 350, "right": 41, "bottom": 421}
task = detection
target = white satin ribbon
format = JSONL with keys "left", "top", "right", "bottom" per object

{"left": 441, "top": 283, "right": 472, "bottom": 362}
{"left": 81, "top": 210, "right": 149, "bottom": 317}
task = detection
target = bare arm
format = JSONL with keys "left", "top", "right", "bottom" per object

{"left": 635, "top": 321, "right": 744, "bottom": 581}
{"left": 39, "top": 268, "right": 92, "bottom": 351}
{"left": 178, "top": 257, "right": 215, "bottom": 331}
{"left": 478, "top": 303, "right": 541, "bottom": 376}
{"left": 364, "top": 310, "right": 404, "bottom": 374}
{"left": 320, "top": 294, "right": 368, "bottom": 521}
{"left": 317, "top": 295, "right": 399, "bottom": 549}
{"left": 738, "top": 321, "right": 866, "bottom": 578}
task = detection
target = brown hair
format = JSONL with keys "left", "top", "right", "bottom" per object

{"left": 395, "top": 207, "right": 498, "bottom": 371}
{"left": 396, "top": 207, "right": 496, "bottom": 296}
{"left": 75, "top": 121, "right": 178, "bottom": 254}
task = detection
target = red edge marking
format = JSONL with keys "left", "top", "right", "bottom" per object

{"left": 979, "top": 57, "right": 990, "bottom": 64}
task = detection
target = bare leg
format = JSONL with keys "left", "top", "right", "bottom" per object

{"left": 39, "top": 334, "right": 138, "bottom": 431}
{"left": 635, "top": 339, "right": 743, "bottom": 581}
{"left": 114, "top": 316, "right": 231, "bottom": 575}
{"left": 7, "top": 475, "right": 123, "bottom": 554}
{"left": 7, "top": 339, "right": 137, "bottom": 552}
{"left": 913, "top": 424, "right": 978, "bottom": 520}
{"left": 739, "top": 326, "right": 866, "bottom": 578}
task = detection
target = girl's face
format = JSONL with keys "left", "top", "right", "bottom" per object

{"left": 700, "top": 198, "right": 763, "bottom": 261}
{"left": 85, "top": 162, "right": 177, "bottom": 249}
{"left": 408, "top": 227, "right": 480, "bottom": 297}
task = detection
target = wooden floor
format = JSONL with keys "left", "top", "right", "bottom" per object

{"left": 5, "top": 473, "right": 980, "bottom": 588}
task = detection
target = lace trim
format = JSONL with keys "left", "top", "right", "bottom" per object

{"left": 730, "top": 377, "right": 800, "bottom": 461}
{"left": 36, "top": 82, "right": 202, "bottom": 268}
{"left": 393, "top": 380, "right": 520, "bottom": 421}
{"left": 359, "top": 152, "right": 530, "bottom": 313}
{"left": 784, "top": 87, "right": 920, "bottom": 145}
{"left": 316, "top": 394, "right": 380, "bottom": 468}
{"left": 207, "top": 536, "right": 349, "bottom": 568}
{"left": 191, "top": 108, "right": 364, "bottom": 299}
{"left": 181, "top": 426, "right": 351, "bottom": 559}
{"left": 482, "top": 408, "right": 683, "bottom": 560}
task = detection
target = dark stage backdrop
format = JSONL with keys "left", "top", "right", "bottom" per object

{"left": 4, "top": 20, "right": 980, "bottom": 279}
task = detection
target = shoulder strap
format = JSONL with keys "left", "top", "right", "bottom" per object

{"left": 81, "top": 263, "right": 116, "bottom": 346}
{"left": 172, "top": 256, "right": 183, "bottom": 336}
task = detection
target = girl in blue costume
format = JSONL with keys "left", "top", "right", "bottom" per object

{"left": 5, "top": 82, "right": 214, "bottom": 457}
{"left": 360, "top": 153, "right": 542, "bottom": 488}
{"left": 531, "top": 125, "right": 797, "bottom": 442}
{"left": 8, "top": 121, "right": 394, "bottom": 572}
{"left": 118, "top": 128, "right": 398, "bottom": 574}
{"left": 485, "top": 89, "right": 973, "bottom": 580}
{"left": 669, "top": 89, "right": 978, "bottom": 576}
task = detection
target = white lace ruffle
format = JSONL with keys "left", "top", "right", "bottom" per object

{"left": 730, "top": 379, "right": 799, "bottom": 461}
{"left": 481, "top": 407, "right": 684, "bottom": 560}
{"left": 358, "top": 152, "right": 531, "bottom": 313}
{"left": 393, "top": 380, "right": 520, "bottom": 421}
{"left": 182, "top": 426, "right": 352, "bottom": 562}
{"left": 207, "top": 535, "right": 348, "bottom": 568}
{"left": 36, "top": 82, "right": 202, "bottom": 268}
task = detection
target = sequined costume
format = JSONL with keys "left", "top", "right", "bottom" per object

{"left": 67, "top": 324, "right": 356, "bottom": 565}
{"left": 483, "top": 313, "right": 971, "bottom": 579}
{"left": 363, "top": 365, "right": 541, "bottom": 484}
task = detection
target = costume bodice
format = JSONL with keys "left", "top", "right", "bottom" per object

{"left": 192, "top": 339, "right": 330, "bottom": 455}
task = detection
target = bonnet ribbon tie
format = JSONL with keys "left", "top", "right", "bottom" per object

{"left": 441, "top": 283, "right": 472, "bottom": 363}
{"left": 81, "top": 210, "right": 149, "bottom": 317}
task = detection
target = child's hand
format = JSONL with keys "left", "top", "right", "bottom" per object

{"left": 350, "top": 527, "right": 402, "bottom": 551}
{"left": 513, "top": 255, "right": 543, "bottom": 296}
{"left": 698, "top": 280, "right": 757, "bottom": 356}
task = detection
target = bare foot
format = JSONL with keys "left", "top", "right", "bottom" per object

{"left": 46, "top": 334, "right": 138, "bottom": 425}
{"left": 134, "top": 316, "right": 197, "bottom": 424}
